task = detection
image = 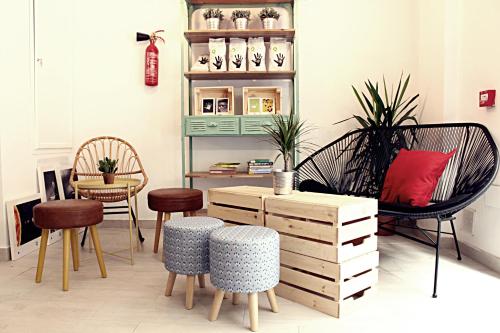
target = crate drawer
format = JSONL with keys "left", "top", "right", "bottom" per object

{"left": 240, "top": 115, "right": 286, "bottom": 135}
{"left": 185, "top": 116, "right": 240, "bottom": 136}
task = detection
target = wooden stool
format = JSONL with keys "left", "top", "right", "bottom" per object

{"left": 163, "top": 216, "right": 224, "bottom": 309}
{"left": 33, "top": 199, "right": 107, "bottom": 291}
{"left": 208, "top": 226, "right": 280, "bottom": 332}
{"left": 147, "top": 188, "right": 203, "bottom": 253}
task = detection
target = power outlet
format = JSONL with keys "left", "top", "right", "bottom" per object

{"left": 462, "top": 208, "right": 475, "bottom": 236}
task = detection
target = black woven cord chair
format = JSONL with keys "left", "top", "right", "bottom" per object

{"left": 295, "top": 123, "right": 499, "bottom": 297}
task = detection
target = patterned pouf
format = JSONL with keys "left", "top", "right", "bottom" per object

{"left": 208, "top": 225, "right": 280, "bottom": 332}
{"left": 164, "top": 216, "right": 224, "bottom": 275}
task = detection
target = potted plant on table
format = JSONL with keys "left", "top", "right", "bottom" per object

{"left": 259, "top": 7, "right": 280, "bottom": 29}
{"left": 203, "top": 8, "right": 224, "bottom": 30}
{"left": 98, "top": 157, "right": 119, "bottom": 185}
{"left": 263, "top": 113, "right": 314, "bottom": 195}
{"left": 231, "top": 10, "right": 251, "bottom": 30}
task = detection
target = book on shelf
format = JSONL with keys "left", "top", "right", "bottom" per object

{"left": 209, "top": 162, "right": 239, "bottom": 174}
{"left": 247, "top": 159, "right": 273, "bottom": 175}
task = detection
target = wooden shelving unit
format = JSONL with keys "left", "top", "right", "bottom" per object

{"left": 184, "top": 29, "right": 295, "bottom": 43}
{"left": 188, "top": 0, "right": 293, "bottom": 4}
{"left": 184, "top": 71, "right": 295, "bottom": 80}
{"left": 186, "top": 171, "right": 273, "bottom": 179}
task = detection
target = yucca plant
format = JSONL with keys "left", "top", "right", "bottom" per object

{"left": 98, "top": 157, "right": 118, "bottom": 174}
{"left": 262, "top": 113, "right": 314, "bottom": 172}
{"left": 350, "top": 73, "right": 419, "bottom": 128}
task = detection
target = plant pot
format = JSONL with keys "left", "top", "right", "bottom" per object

{"left": 234, "top": 18, "right": 248, "bottom": 30}
{"left": 273, "top": 170, "right": 295, "bottom": 195}
{"left": 206, "top": 18, "right": 220, "bottom": 30}
{"left": 102, "top": 173, "right": 115, "bottom": 185}
{"left": 262, "top": 17, "right": 277, "bottom": 29}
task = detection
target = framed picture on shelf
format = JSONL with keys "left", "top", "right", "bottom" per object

{"left": 216, "top": 98, "right": 229, "bottom": 115}
{"left": 262, "top": 98, "right": 275, "bottom": 114}
{"left": 202, "top": 98, "right": 216, "bottom": 115}
{"left": 7, "top": 194, "right": 43, "bottom": 260}
{"left": 59, "top": 165, "right": 76, "bottom": 200}
{"left": 248, "top": 97, "right": 262, "bottom": 114}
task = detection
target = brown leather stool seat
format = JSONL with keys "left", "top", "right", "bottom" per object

{"left": 148, "top": 188, "right": 203, "bottom": 253}
{"left": 34, "top": 199, "right": 103, "bottom": 229}
{"left": 33, "top": 199, "right": 107, "bottom": 291}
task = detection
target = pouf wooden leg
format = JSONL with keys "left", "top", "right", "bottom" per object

{"left": 35, "top": 229, "right": 49, "bottom": 283}
{"left": 232, "top": 293, "right": 240, "bottom": 305}
{"left": 89, "top": 225, "right": 107, "bottom": 278}
{"left": 266, "top": 288, "right": 279, "bottom": 313}
{"left": 198, "top": 274, "right": 206, "bottom": 288}
{"left": 209, "top": 289, "right": 225, "bottom": 321}
{"left": 62, "top": 229, "right": 71, "bottom": 291}
{"left": 248, "top": 293, "right": 259, "bottom": 332}
{"left": 165, "top": 272, "right": 177, "bottom": 296}
{"left": 70, "top": 229, "right": 80, "bottom": 271}
{"left": 154, "top": 211, "right": 164, "bottom": 253}
{"left": 185, "top": 275, "right": 196, "bottom": 310}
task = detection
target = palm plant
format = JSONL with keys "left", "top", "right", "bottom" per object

{"left": 350, "top": 73, "right": 419, "bottom": 128}
{"left": 263, "top": 113, "right": 314, "bottom": 172}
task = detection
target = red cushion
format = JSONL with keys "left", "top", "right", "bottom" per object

{"left": 380, "top": 148, "right": 456, "bottom": 207}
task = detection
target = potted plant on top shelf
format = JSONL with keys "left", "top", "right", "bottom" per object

{"left": 259, "top": 7, "right": 280, "bottom": 30}
{"left": 231, "top": 10, "right": 251, "bottom": 30}
{"left": 203, "top": 8, "right": 224, "bottom": 30}
{"left": 263, "top": 113, "right": 315, "bottom": 195}
{"left": 98, "top": 157, "right": 119, "bottom": 184}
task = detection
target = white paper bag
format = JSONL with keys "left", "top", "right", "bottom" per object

{"left": 269, "top": 38, "right": 291, "bottom": 71}
{"left": 209, "top": 38, "right": 227, "bottom": 72}
{"left": 248, "top": 37, "right": 266, "bottom": 71}
{"left": 228, "top": 38, "right": 247, "bottom": 72}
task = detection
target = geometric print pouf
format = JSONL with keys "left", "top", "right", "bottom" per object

{"left": 163, "top": 216, "right": 224, "bottom": 310}
{"left": 208, "top": 226, "right": 280, "bottom": 332}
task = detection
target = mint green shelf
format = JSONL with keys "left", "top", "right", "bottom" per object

{"left": 184, "top": 115, "right": 287, "bottom": 137}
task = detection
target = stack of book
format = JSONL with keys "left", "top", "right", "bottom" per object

{"left": 209, "top": 162, "right": 240, "bottom": 175}
{"left": 248, "top": 159, "right": 274, "bottom": 175}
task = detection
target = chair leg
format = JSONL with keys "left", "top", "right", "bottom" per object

{"left": 432, "top": 218, "right": 442, "bottom": 298}
{"left": 165, "top": 272, "right": 177, "bottom": 296}
{"left": 35, "top": 229, "right": 49, "bottom": 283}
{"left": 232, "top": 292, "right": 240, "bottom": 305}
{"left": 80, "top": 226, "right": 88, "bottom": 247}
{"left": 89, "top": 225, "right": 107, "bottom": 278}
{"left": 209, "top": 289, "right": 225, "bottom": 321}
{"left": 70, "top": 229, "right": 80, "bottom": 271}
{"left": 185, "top": 275, "right": 195, "bottom": 310}
{"left": 266, "top": 288, "right": 279, "bottom": 313}
{"left": 449, "top": 219, "right": 462, "bottom": 260}
{"left": 248, "top": 292, "right": 259, "bottom": 332}
{"left": 62, "top": 229, "right": 71, "bottom": 291}
{"left": 198, "top": 274, "right": 206, "bottom": 288}
{"left": 153, "top": 211, "right": 163, "bottom": 253}
{"left": 183, "top": 211, "right": 190, "bottom": 217}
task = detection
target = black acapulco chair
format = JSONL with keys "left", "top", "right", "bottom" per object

{"left": 294, "top": 123, "right": 499, "bottom": 297}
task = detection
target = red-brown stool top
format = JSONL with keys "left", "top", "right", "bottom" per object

{"left": 33, "top": 199, "right": 103, "bottom": 229}
{"left": 148, "top": 188, "right": 203, "bottom": 213}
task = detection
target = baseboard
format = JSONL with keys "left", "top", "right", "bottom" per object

{"left": 0, "top": 248, "right": 10, "bottom": 261}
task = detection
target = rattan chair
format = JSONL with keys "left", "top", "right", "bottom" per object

{"left": 295, "top": 123, "right": 499, "bottom": 297}
{"left": 70, "top": 136, "right": 149, "bottom": 246}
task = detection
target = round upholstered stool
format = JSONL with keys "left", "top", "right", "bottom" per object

{"left": 148, "top": 188, "right": 203, "bottom": 253}
{"left": 33, "top": 199, "right": 106, "bottom": 291}
{"left": 208, "top": 226, "right": 280, "bottom": 332}
{"left": 163, "top": 216, "right": 224, "bottom": 310}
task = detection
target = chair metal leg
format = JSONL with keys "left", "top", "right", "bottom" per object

{"left": 130, "top": 204, "right": 145, "bottom": 243}
{"left": 432, "top": 218, "right": 442, "bottom": 298}
{"left": 449, "top": 220, "right": 462, "bottom": 260}
{"left": 80, "top": 227, "right": 88, "bottom": 247}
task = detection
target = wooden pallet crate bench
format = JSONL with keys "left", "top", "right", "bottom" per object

{"left": 207, "top": 186, "right": 275, "bottom": 227}
{"left": 265, "top": 192, "right": 378, "bottom": 317}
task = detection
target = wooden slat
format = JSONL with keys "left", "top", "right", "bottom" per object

{"left": 280, "top": 266, "right": 340, "bottom": 300}
{"left": 266, "top": 214, "right": 336, "bottom": 242}
{"left": 184, "top": 71, "right": 295, "bottom": 80}
{"left": 337, "top": 218, "right": 377, "bottom": 243}
{"left": 208, "top": 190, "right": 263, "bottom": 210}
{"left": 338, "top": 251, "right": 379, "bottom": 281}
{"left": 188, "top": 0, "right": 293, "bottom": 4}
{"left": 275, "top": 283, "right": 340, "bottom": 317}
{"left": 339, "top": 269, "right": 378, "bottom": 300}
{"left": 185, "top": 29, "right": 295, "bottom": 43}
{"left": 186, "top": 171, "right": 273, "bottom": 179}
{"left": 280, "top": 234, "right": 337, "bottom": 262}
{"left": 208, "top": 203, "right": 263, "bottom": 226}
{"left": 337, "top": 235, "right": 377, "bottom": 263}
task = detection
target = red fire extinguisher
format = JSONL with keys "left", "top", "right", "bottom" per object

{"left": 142, "top": 30, "right": 165, "bottom": 87}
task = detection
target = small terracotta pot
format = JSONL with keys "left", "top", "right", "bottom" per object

{"left": 102, "top": 173, "right": 115, "bottom": 185}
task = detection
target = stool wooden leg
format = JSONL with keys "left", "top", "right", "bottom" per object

{"left": 209, "top": 289, "right": 225, "bottom": 321}
{"left": 164, "top": 272, "right": 176, "bottom": 296}
{"left": 153, "top": 211, "right": 163, "bottom": 253}
{"left": 266, "top": 288, "right": 279, "bottom": 313}
{"left": 185, "top": 275, "right": 195, "bottom": 310}
{"left": 232, "top": 292, "right": 240, "bottom": 305}
{"left": 62, "top": 229, "right": 71, "bottom": 291}
{"left": 89, "top": 225, "right": 107, "bottom": 278}
{"left": 35, "top": 229, "right": 49, "bottom": 283}
{"left": 183, "top": 211, "right": 190, "bottom": 217}
{"left": 70, "top": 229, "right": 79, "bottom": 271}
{"left": 248, "top": 293, "right": 259, "bottom": 332}
{"left": 198, "top": 274, "right": 205, "bottom": 288}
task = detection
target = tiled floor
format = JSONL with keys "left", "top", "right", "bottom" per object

{"left": 0, "top": 226, "right": 498, "bottom": 333}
